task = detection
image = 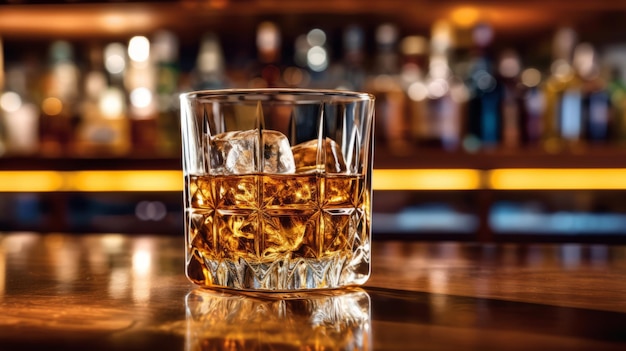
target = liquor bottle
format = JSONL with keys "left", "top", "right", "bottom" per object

{"left": 125, "top": 35, "right": 159, "bottom": 154}
{"left": 399, "top": 35, "right": 431, "bottom": 147}
{"left": 365, "top": 23, "right": 408, "bottom": 155}
{"left": 608, "top": 66, "right": 626, "bottom": 144}
{"left": 573, "top": 43, "right": 611, "bottom": 144}
{"left": 193, "top": 32, "right": 227, "bottom": 90}
{"left": 103, "top": 42, "right": 130, "bottom": 132}
{"left": 544, "top": 30, "right": 611, "bottom": 150}
{"left": 251, "top": 21, "right": 283, "bottom": 87}
{"left": 303, "top": 28, "right": 331, "bottom": 87}
{"left": 75, "top": 43, "right": 130, "bottom": 156}
{"left": 40, "top": 40, "right": 80, "bottom": 156}
{"left": 0, "top": 68, "right": 39, "bottom": 155}
{"left": 498, "top": 49, "right": 527, "bottom": 149}
{"left": 335, "top": 25, "right": 366, "bottom": 91}
{"left": 1, "top": 36, "right": 36, "bottom": 155}
{"left": 153, "top": 30, "right": 182, "bottom": 155}
{"left": 0, "top": 37, "right": 6, "bottom": 156}
{"left": 0, "top": 36, "right": 3, "bottom": 92}
{"left": 465, "top": 22, "right": 504, "bottom": 150}
{"left": 0, "top": 110, "right": 4, "bottom": 156}
{"left": 520, "top": 67, "right": 546, "bottom": 146}
{"left": 425, "top": 20, "right": 465, "bottom": 152}
{"left": 541, "top": 27, "right": 579, "bottom": 152}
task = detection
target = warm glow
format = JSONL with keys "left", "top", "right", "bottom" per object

{"left": 376, "top": 23, "right": 398, "bottom": 46}
{"left": 70, "top": 171, "right": 182, "bottom": 192}
{"left": 521, "top": 68, "right": 542, "bottom": 88}
{"left": 0, "top": 171, "right": 64, "bottom": 192}
{"left": 128, "top": 36, "right": 150, "bottom": 63}
{"left": 427, "top": 78, "right": 449, "bottom": 99}
{"left": 132, "top": 248, "right": 152, "bottom": 277}
{"left": 100, "top": 14, "right": 126, "bottom": 32}
{"left": 551, "top": 59, "right": 574, "bottom": 82}
{"left": 130, "top": 87, "right": 152, "bottom": 108}
{"left": 100, "top": 88, "right": 125, "bottom": 119}
{"left": 573, "top": 42, "right": 597, "bottom": 78}
{"left": 0, "top": 36, "right": 3, "bottom": 90}
{"left": 373, "top": 169, "right": 482, "bottom": 190}
{"left": 283, "top": 66, "right": 307, "bottom": 86}
{"left": 408, "top": 82, "right": 428, "bottom": 101}
{"left": 401, "top": 36, "right": 427, "bottom": 56}
{"left": 0, "top": 171, "right": 180, "bottom": 192}
{"left": 489, "top": 169, "right": 626, "bottom": 190}
{"left": 257, "top": 21, "right": 280, "bottom": 52}
{"left": 307, "top": 46, "right": 328, "bottom": 72}
{"left": 207, "top": 0, "right": 229, "bottom": 9}
{"left": 499, "top": 50, "right": 521, "bottom": 78}
{"left": 104, "top": 42, "right": 127, "bottom": 75}
{"left": 47, "top": 234, "right": 79, "bottom": 286}
{"left": 42, "top": 97, "right": 63, "bottom": 116}
{"left": 0, "top": 92, "right": 21, "bottom": 113}
{"left": 1, "top": 169, "right": 626, "bottom": 192}
{"left": 429, "top": 56, "right": 450, "bottom": 79}
{"left": 431, "top": 20, "right": 453, "bottom": 54}
{"left": 131, "top": 240, "right": 153, "bottom": 303}
{"left": 0, "top": 243, "right": 5, "bottom": 297}
{"left": 450, "top": 7, "right": 481, "bottom": 28}
{"left": 108, "top": 267, "right": 129, "bottom": 299}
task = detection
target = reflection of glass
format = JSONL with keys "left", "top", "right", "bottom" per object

{"left": 0, "top": 240, "right": 5, "bottom": 298}
{"left": 185, "top": 288, "right": 371, "bottom": 351}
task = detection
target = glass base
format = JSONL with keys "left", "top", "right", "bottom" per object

{"left": 186, "top": 250, "right": 370, "bottom": 291}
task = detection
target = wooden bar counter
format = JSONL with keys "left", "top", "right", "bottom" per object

{"left": 1, "top": 232, "right": 625, "bottom": 350}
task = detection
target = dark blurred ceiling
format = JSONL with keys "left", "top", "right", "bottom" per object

{"left": 0, "top": 0, "right": 624, "bottom": 40}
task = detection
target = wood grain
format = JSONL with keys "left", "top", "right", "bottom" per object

{"left": 0, "top": 233, "right": 624, "bottom": 350}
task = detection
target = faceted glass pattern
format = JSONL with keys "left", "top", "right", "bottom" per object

{"left": 180, "top": 89, "right": 374, "bottom": 291}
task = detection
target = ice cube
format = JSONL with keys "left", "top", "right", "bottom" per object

{"left": 292, "top": 138, "right": 347, "bottom": 173}
{"left": 209, "top": 129, "right": 296, "bottom": 174}
{"left": 262, "top": 130, "right": 296, "bottom": 174}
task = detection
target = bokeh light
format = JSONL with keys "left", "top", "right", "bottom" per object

{"left": 42, "top": 97, "right": 63, "bottom": 116}
{"left": 0, "top": 91, "right": 21, "bottom": 113}
{"left": 128, "top": 36, "right": 150, "bottom": 63}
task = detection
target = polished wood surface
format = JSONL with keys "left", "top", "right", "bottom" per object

{"left": 1, "top": 233, "right": 625, "bottom": 350}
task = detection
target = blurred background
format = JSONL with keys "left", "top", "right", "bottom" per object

{"left": 2, "top": 0, "right": 626, "bottom": 242}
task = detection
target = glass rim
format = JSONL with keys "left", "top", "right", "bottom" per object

{"left": 179, "top": 88, "right": 375, "bottom": 102}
